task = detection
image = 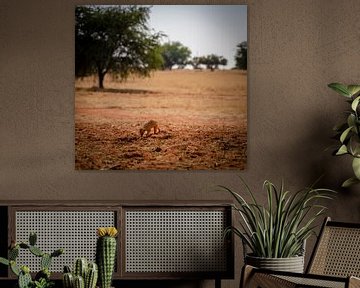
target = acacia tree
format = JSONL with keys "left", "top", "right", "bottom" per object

{"left": 160, "top": 41, "right": 191, "bottom": 70}
{"left": 191, "top": 54, "right": 227, "bottom": 70}
{"left": 75, "top": 5, "right": 163, "bottom": 89}
{"left": 235, "top": 41, "right": 247, "bottom": 70}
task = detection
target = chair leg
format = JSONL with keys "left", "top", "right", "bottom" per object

{"left": 240, "top": 265, "right": 296, "bottom": 288}
{"left": 240, "top": 265, "right": 255, "bottom": 288}
{"left": 215, "top": 278, "right": 221, "bottom": 288}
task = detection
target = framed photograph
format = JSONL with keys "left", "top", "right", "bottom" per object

{"left": 75, "top": 5, "right": 247, "bottom": 170}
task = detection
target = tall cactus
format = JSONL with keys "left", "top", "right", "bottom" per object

{"left": 96, "top": 227, "right": 118, "bottom": 288}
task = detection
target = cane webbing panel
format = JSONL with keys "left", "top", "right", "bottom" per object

{"left": 277, "top": 275, "right": 345, "bottom": 288}
{"left": 125, "top": 210, "right": 227, "bottom": 273}
{"left": 15, "top": 211, "right": 115, "bottom": 272}
{"left": 309, "top": 226, "right": 360, "bottom": 277}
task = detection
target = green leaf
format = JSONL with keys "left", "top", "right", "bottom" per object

{"left": 352, "top": 157, "right": 360, "bottom": 179}
{"left": 347, "top": 85, "right": 360, "bottom": 97}
{"left": 222, "top": 178, "right": 335, "bottom": 258}
{"left": 347, "top": 114, "right": 356, "bottom": 128}
{"left": 336, "top": 144, "right": 348, "bottom": 155}
{"left": 328, "top": 83, "right": 351, "bottom": 97}
{"left": 351, "top": 96, "right": 360, "bottom": 111}
{"left": 349, "top": 135, "right": 360, "bottom": 157}
{"left": 342, "top": 177, "right": 360, "bottom": 188}
{"left": 340, "top": 126, "right": 353, "bottom": 143}
{"left": 0, "top": 257, "right": 9, "bottom": 266}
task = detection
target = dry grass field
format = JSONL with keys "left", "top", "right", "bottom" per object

{"left": 75, "top": 70, "right": 247, "bottom": 170}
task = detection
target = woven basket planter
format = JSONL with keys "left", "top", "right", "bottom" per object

{"left": 245, "top": 254, "right": 305, "bottom": 273}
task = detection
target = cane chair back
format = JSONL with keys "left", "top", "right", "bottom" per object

{"left": 241, "top": 217, "right": 360, "bottom": 288}
{"left": 307, "top": 217, "right": 360, "bottom": 278}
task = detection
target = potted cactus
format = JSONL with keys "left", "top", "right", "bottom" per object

{"left": 62, "top": 258, "right": 98, "bottom": 288}
{"left": 0, "top": 232, "right": 64, "bottom": 288}
{"left": 96, "top": 227, "right": 118, "bottom": 288}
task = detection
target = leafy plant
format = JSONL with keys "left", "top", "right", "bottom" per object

{"left": 328, "top": 83, "right": 360, "bottom": 187}
{"left": 221, "top": 179, "right": 334, "bottom": 258}
{"left": 32, "top": 278, "right": 54, "bottom": 288}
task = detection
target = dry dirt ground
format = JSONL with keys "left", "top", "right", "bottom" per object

{"left": 75, "top": 70, "right": 247, "bottom": 170}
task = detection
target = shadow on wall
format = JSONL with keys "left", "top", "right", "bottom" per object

{"left": 295, "top": 112, "right": 360, "bottom": 217}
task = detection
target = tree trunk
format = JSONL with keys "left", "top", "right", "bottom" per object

{"left": 98, "top": 71, "right": 105, "bottom": 89}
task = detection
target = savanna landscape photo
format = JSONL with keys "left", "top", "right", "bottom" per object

{"left": 75, "top": 5, "right": 247, "bottom": 170}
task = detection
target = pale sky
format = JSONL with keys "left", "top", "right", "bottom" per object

{"left": 147, "top": 5, "right": 247, "bottom": 69}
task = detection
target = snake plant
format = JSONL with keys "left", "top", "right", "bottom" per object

{"left": 221, "top": 178, "right": 335, "bottom": 258}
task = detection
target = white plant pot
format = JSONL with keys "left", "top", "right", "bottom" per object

{"left": 245, "top": 254, "right": 305, "bottom": 273}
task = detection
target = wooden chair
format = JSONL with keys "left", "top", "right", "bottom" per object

{"left": 241, "top": 217, "right": 360, "bottom": 288}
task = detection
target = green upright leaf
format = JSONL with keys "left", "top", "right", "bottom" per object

{"left": 328, "top": 83, "right": 351, "bottom": 97}
{"left": 222, "top": 178, "right": 335, "bottom": 258}
{"left": 351, "top": 96, "right": 360, "bottom": 111}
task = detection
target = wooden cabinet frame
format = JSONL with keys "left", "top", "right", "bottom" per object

{"left": 0, "top": 201, "right": 234, "bottom": 284}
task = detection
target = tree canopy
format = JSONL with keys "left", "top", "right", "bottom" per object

{"left": 191, "top": 54, "right": 227, "bottom": 70}
{"left": 160, "top": 41, "right": 192, "bottom": 70}
{"left": 235, "top": 41, "right": 247, "bottom": 70}
{"left": 75, "top": 5, "right": 163, "bottom": 88}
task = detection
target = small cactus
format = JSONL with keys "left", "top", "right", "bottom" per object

{"left": 96, "top": 227, "right": 118, "bottom": 288}
{"left": 35, "top": 268, "right": 50, "bottom": 281}
{"left": 63, "top": 259, "right": 98, "bottom": 288}
{"left": 85, "top": 262, "right": 98, "bottom": 288}
{"left": 74, "top": 258, "right": 88, "bottom": 279}
{"left": 63, "top": 272, "right": 74, "bottom": 288}
{"left": 0, "top": 232, "right": 63, "bottom": 288}
{"left": 18, "top": 268, "right": 32, "bottom": 288}
{"left": 74, "top": 275, "right": 85, "bottom": 288}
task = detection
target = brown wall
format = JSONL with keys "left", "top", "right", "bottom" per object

{"left": 1, "top": 0, "right": 360, "bottom": 287}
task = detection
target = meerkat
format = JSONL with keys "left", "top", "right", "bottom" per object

{"left": 140, "top": 120, "right": 160, "bottom": 137}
